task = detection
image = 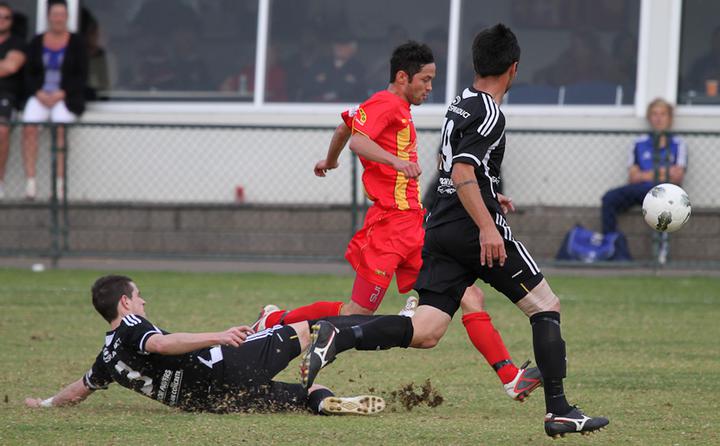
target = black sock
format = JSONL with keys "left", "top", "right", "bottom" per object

{"left": 530, "top": 311, "right": 572, "bottom": 415}
{"left": 330, "top": 315, "right": 414, "bottom": 354}
{"left": 308, "top": 315, "right": 382, "bottom": 329}
{"left": 307, "top": 387, "right": 334, "bottom": 414}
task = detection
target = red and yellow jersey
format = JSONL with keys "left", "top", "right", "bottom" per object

{"left": 346, "top": 90, "right": 421, "bottom": 211}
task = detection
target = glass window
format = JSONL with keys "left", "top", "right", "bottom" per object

{"left": 268, "top": 0, "right": 450, "bottom": 103}
{"left": 458, "top": 0, "right": 640, "bottom": 105}
{"left": 6, "top": 0, "right": 36, "bottom": 41}
{"left": 677, "top": 0, "right": 720, "bottom": 105}
{"left": 80, "top": 0, "right": 258, "bottom": 101}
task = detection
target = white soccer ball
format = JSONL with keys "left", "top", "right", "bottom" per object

{"left": 642, "top": 183, "right": 691, "bottom": 233}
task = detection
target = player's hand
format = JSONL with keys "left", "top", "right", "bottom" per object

{"left": 24, "top": 397, "right": 43, "bottom": 408}
{"left": 314, "top": 159, "right": 339, "bottom": 177}
{"left": 392, "top": 159, "right": 422, "bottom": 178}
{"left": 497, "top": 193, "right": 515, "bottom": 214}
{"left": 218, "top": 326, "right": 253, "bottom": 347}
{"left": 479, "top": 226, "right": 506, "bottom": 268}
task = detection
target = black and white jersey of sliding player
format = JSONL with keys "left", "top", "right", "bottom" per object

{"left": 83, "top": 314, "right": 220, "bottom": 411}
{"left": 429, "top": 86, "right": 507, "bottom": 229}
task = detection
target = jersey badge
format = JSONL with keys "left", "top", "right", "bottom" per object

{"left": 357, "top": 108, "right": 367, "bottom": 124}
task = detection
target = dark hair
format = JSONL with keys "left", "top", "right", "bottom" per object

{"left": 47, "top": 0, "right": 67, "bottom": 13}
{"left": 389, "top": 40, "right": 434, "bottom": 83}
{"left": 92, "top": 275, "right": 134, "bottom": 322}
{"left": 472, "top": 23, "right": 521, "bottom": 77}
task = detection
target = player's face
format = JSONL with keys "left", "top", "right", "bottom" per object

{"left": 648, "top": 105, "right": 672, "bottom": 132}
{"left": 406, "top": 63, "right": 436, "bottom": 105}
{"left": 125, "top": 282, "right": 147, "bottom": 317}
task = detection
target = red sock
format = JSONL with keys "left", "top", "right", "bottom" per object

{"left": 265, "top": 301, "right": 344, "bottom": 326}
{"left": 462, "top": 311, "right": 519, "bottom": 384}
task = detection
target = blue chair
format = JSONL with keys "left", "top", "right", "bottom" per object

{"left": 563, "top": 81, "right": 620, "bottom": 105}
{"left": 507, "top": 84, "right": 560, "bottom": 104}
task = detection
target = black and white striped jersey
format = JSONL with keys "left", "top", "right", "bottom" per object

{"left": 427, "top": 87, "right": 506, "bottom": 229}
{"left": 83, "top": 314, "right": 218, "bottom": 411}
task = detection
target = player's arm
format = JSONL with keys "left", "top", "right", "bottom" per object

{"left": 349, "top": 133, "right": 421, "bottom": 178}
{"left": 669, "top": 165, "right": 685, "bottom": 184}
{"left": 314, "top": 123, "right": 351, "bottom": 177}
{"left": 0, "top": 50, "right": 25, "bottom": 76}
{"left": 451, "top": 163, "right": 506, "bottom": 267}
{"left": 144, "top": 326, "right": 254, "bottom": 355}
{"left": 25, "top": 378, "right": 93, "bottom": 408}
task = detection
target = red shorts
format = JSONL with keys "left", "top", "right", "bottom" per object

{"left": 345, "top": 206, "right": 425, "bottom": 295}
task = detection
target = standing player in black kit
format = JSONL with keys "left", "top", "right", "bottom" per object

{"left": 413, "top": 24, "right": 609, "bottom": 437}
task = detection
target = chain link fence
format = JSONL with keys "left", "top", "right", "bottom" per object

{"left": 0, "top": 122, "right": 718, "bottom": 266}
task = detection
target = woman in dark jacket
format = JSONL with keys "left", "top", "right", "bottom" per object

{"left": 21, "top": 0, "right": 87, "bottom": 200}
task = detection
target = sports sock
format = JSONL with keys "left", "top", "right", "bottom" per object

{"left": 310, "top": 315, "right": 382, "bottom": 329}
{"left": 530, "top": 311, "right": 572, "bottom": 415}
{"left": 462, "top": 311, "right": 518, "bottom": 384}
{"left": 307, "top": 387, "right": 334, "bottom": 414}
{"left": 331, "top": 315, "right": 414, "bottom": 353}
{"left": 265, "top": 301, "right": 343, "bottom": 327}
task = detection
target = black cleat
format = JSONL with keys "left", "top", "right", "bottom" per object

{"left": 544, "top": 406, "right": 609, "bottom": 438}
{"left": 300, "top": 321, "right": 338, "bottom": 389}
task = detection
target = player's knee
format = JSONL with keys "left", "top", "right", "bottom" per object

{"left": 412, "top": 333, "right": 441, "bottom": 349}
{"left": 516, "top": 280, "right": 561, "bottom": 317}
{"left": 460, "top": 286, "right": 485, "bottom": 313}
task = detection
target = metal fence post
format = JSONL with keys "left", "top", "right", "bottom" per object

{"left": 48, "top": 123, "right": 60, "bottom": 267}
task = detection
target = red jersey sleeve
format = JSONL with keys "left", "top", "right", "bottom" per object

{"left": 340, "top": 105, "right": 359, "bottom": 129}
{"left": 352, "top": 101, "right": 393, "bottom": 140}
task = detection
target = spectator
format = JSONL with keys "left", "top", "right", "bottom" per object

{"left": 601, "top": 98, "right": 687, "bottom": 258}
{"left": 0, "top": 2, "right": 26, "bottom": 199}
{"left": 533, "top": 29, "right": 614, "bottom": 86}
{"left": 686, "top": 26, "right": 720, "bottom": 95}
{"left": 22, "top": 0, "right": 87, "bottom": 200}
{"left": 303, "top": 34, "right": 366, "bottom": 102}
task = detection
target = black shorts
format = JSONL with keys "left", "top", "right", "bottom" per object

{"left": 207, "top": 325, "right": 308, "bottom": 413}
{"left": 414, "top": 213, "right": 544, "bottom": 317}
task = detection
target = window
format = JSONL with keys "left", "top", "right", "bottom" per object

{"left": 267, "top": 0, "right": 450, "bottom": 103}
{"left": 7, "top": 0, "right": 36, "bottom": 41}
{"left": 677, "top": 0, "right": 720, "bottom": 105}
{"left": 81, "top": 0, "right": 258, "bottom": 101}
{"left": 458, "top": 0, "right": 640, "bottom": 105}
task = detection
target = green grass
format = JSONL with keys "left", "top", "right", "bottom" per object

{"left": 1, "top": 268, "right": 718, "bottom": 445}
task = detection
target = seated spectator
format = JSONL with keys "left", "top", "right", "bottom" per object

{"left": 0, "top": 2, "right": 26, "bottom": 200}
{"left": 302, "top": 34, "right": 366, "bottom": 102}
{"left": 22, "top": 0, "right": 87, "bottom": 200}
{"left": 601, "top": 98, "right": 687, "bottom": 242}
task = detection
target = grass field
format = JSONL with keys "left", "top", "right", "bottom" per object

{"left": 1, "top": 268, "right": 718, "bottom": 445}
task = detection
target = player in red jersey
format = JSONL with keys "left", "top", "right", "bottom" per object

{"left": 255, "top": 42, "right": 540, "bottom": 401}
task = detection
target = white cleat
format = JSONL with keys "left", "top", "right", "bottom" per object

{"left": 398, "top": 296, "right": 419, "bottom": 317}
{"left": 250, "top": 304, "right": 281, "bottom": 332}
{"left": 321, "top": 395, "right": 386, "bottom": 415}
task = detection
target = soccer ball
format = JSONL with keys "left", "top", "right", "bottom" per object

{"left": 642, "top": 183, "right": 691, "bottom": 233}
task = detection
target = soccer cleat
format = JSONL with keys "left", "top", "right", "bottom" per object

{"left": 544, "top": 406, "right": 609, "bottom": 438}
{"left": 300, "top": 321, "right": 338, "bottom": 389}
{"left": 321, "top": 395, "right": 386, "bottom": 415}
{"left": 250, "top": 304, "right": 281, "bottom": 332}
{"left": 503, "top": 360, "right": 543, "bottom": 401}
{"left": 398, "top": 296, "right": 419, "bottom": 317}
